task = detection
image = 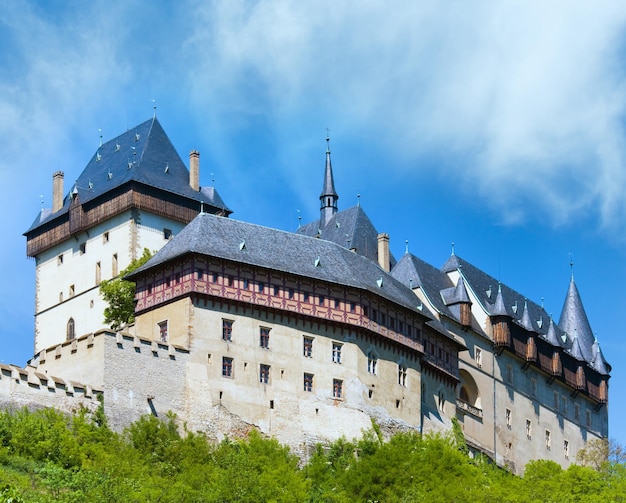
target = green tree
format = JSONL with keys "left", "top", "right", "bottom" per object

{"left": 99, "top": 248, "right": 153, "bottom": 330}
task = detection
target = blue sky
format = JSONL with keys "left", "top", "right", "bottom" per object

{"left": 1, "top": 1, "right": 626, "bottom": 447}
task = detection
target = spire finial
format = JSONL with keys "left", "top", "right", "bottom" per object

{"left": 152, "top": 99, "right": 157, "bottom": 118}
{"left": 200, "top": 201, "right": 204, "bottom": 214}
{"left": 569, "top": 253, "right": 574, "bottom": 281}
{"left": 98, "top": 128, "right": 102, "bottom": 147}
{"left": 40, "top": 194, "right": 44, "bottom": 212}
{"left": 325, "top": 128, "right": 331, "bottom": 153}
{"left": 451, "top": 242, "right": 455, "bottom": 256}
{"left": 297, "top": 209, "right": 301, "bottom": 228}
{"left": 405, "top": 239, "right": 409, "bottom": 254}
{"left": 357, "top": 193, "right": 360, "bottom": 206}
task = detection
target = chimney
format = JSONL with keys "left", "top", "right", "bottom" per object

{"left": 189, "top": 150, "right": 200, "bottom": 191}
{"left": 377, "top": 233, "right": 390, "bottom": 272}
{"left": 52, "top": 171, "right": 64, "bottom": 213}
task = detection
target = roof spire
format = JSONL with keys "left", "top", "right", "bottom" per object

{"left": 570, "top": 253, "right": 574, "bottom": 281}
{"left": 405, "top": 239, "right": 409, "bottom": 254}
{"left": 558, "top": 274, "right": 595, "bottom": 363}
{"left": 319, "top": 131, "right": 338, "bottom": 228}
{"left": 152, "top": 99, "right": 157, "bottom": 118}
{"left": 451, "top": 242, "right": 455, "bottom": 256}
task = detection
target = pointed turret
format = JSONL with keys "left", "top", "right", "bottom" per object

{"left": 319, "top": 135, "right": 338, "bottom": 228}
{"left": 491, "top": 284, "right": 508, "bottom": 316}
{"left": 519, "top": 299, "right": 534, "bottom": 331}
{"left": 591, "top": 340, "right": 611, "bottom": 376}
{"left": 558, "top": 277, "right": 594, "bottom": 362}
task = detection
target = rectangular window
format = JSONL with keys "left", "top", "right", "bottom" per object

{"left": 333, "top": 379, "right": 343, "bottom": 399}
{"left": 332, "top": 342, "right": 342, "bottom": 363}
{"left": 79, "top": 242, "right": 86, "bottom": 254}
{"left": 112, "top": 253, "right": 118, "bottom": 276}
{"left": 222, "top": 357, "right": 233, "bottom": 378}
{"left": 103, "top": 231, "right": 109, "bottom": 243}
{"left": 561, "top": 396, "right": 567, "bottom": 415}
{"left": 398, "top": 321, "right": 404, "bottom": 334}
{"left": 57, "top": 254, "right": 63, "bottom": 265}
{"left": 526, "top": 419, "right": 532, "bottom": 440}
{"left": 212, "top": 272, "right": 219, "bottom": 283}
{"left": 398, "top": 364, "right": 407, "bottom": 387}
{"left": 95, "top": 262, "right": 101, "bottom": 285}
{"left": 258, "top": 281, "right": 265, "bottom": 293}
{"left": 260, "top": 327, "right": 270, "bottom": 349}
{"left": 158, "top": 321, "right": 168, "bottom": 343}
{"left": 380, "top": 313, "right": 386, "bottom": 325}
{"left": 361, "top": 305, "right": 367, "bottom": 316}
{"left": 564, "top": 440, "right": 570, "bottom": 459}
{"left": 334, "top": 298, "right": 340, "bottom": 308}
{"left": 222, "top": 320, "right": 233, "bottom": 341}
{"left": 304, "top": 373, "right": 314, "bottom": 392}
{"left": 303, "top": 292, "right": 309, "bottom": 302}
{"left": 506, "top": 408, "right": 512, "bottom": 429}
{"left": 273, "top": 285, "right": 279, "bottom": 296}
{"left": 574, "top": 403, "right": 580, "bottom": 422}
{"left": 390, "top": 317, "right": 396, "bottom": 330}
{"left": 303, "top": 336, "right": 313, "bottom": 358}
{"left": 259, "top": 364, "right": 270, "bottom": 384}
{"left": 288, "top": 288, "right": 294, "bottom": 299}
{"left": 243, "top": 278, "right": 249, "bottom": 290}
{"left": 475, "top": 347, "right": 482, "bottom": 368}
{"left": 196, "top": 269, "right": 204, "bottom": 280}
{"left": 367, "top": 353, "right": 377, "bottom": 374}
{"left": 228, "top": 276, "right": 234, "bottom": 286}
{"left": 69, "top": 284, "right": 75, "bottom": 298}
{"left": 318, "top": 295, "right": 325, "bottom": 306}
{"left": 545, "top": 430, "right": 551, "bottom": 450}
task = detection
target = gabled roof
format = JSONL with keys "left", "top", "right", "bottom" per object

{"left": 26, "top": 117, "right": 231, "bottom": 233}
{"left": 130, "top": 212, "right": 434, "bottom": 321}
{"left": 297, "top": 205, "right": 396, "bottom": 268}
{"left": 558, "top": 278, "right": 595, "bottom": 362}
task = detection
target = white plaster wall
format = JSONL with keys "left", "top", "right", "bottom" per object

{"left": 34, "top": 210, "right": 187, "bottom": 353}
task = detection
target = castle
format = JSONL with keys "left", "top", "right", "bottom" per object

{"left": 13, "top": 117, "right": 609, "bottom": 473}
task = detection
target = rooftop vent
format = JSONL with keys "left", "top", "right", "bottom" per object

{"left": 314, "top": 257, "right": 321, "bottom": 267}
{"left": 115, "top": 142, "right": 120, "bottom": 152}
{"left": 377, "top": 277, "right": 384, "bottom": 288}
{"left": 96, "top": 151, "right": 101, "bottom": 161}
{"left": 134, "top": 132, "right": 140, "bottom": 141}
{"left": 164, "top": 163, "right": 169, "bottom": 173}
{"left": 239, "top": 239, "right": 247, "bottom": 251}
{"left": 107, "top": 169, "right": 112, "bottom": 180}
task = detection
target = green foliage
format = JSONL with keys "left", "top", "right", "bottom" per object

{"left": 99, "top": 248, "right": 153, "bottom": 330}
{"left": 0, "top": 406, "right": 623, "bottom": 502}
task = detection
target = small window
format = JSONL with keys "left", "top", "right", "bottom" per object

{"left": 475, "top": 347, "right": 482, "bottom": 369}
{"left": 260, "top": 327, "right": 270, "bottom": 349}
{"left": 437, "top": 390, "right": 445, "bottom": 412}
{"left": 362, "top": 305, "right": 367, "bottom": 316}
{"left": 564, "top": 440, "right": 570, "bottom": 459}
{"left": 59, "top": 292, "right": 63, "bottom": 303}
{"left": 166, "top": 277, "right": 171, "bottom": 287}
{"left": 158, "top": 321, "right": 168, "bottom": 343}
{"left": 222, "top": 357, "right": 234, "bottom": 378}
{"left": 243, "top": 278, "right": 249, "bottom": 290}
{"left": 66, "top": 318, "right": 75, "bottom": 341}
{"left": 303, "top": 336, "right": 313, "bottom": 357}
{"left": 175, "top": 273, "right": 180, "bottom": 284}
{"left": 561, "top": 396, "right": 568, "bottom": 415}
{"left": 79, "top": 242, "right": 86, "bottom": 254}
{"left": 222, "top": 320, "right": 233, "bottom": 342}
{"left": 196, "top": 269, "right": 204, "bottom": 280}
{"left": 367, "top": 352, "right": 377, "bottom": 375}
{"left": 228, "top": 276, "right": 234, "bottom": 287}
{"left": 212, "top": 272, "right": 219, "bottom": 283}
{"left": 334, "top": 298, "right": 340, "bottom": 308}
{"left": 303, "top": 292, "right": 309, "bottom": 302}
{"left": 288, "top": 288, "right": 294, "bottom": 299}
{"left": 506, "top": 408, "right": 512, "bottom": 429}
{"left": 112, "top": 253, "right": 118, "bottom": 276}
{"left": 574, "top": 403, "right": 581, "bottom": 422}
{"left": 390, "top": 317, "right": 396, "bottom": 330}
{"left": 95, "top": 262, "right": 101, "bottom": 285}
{"left": 57, "top": 254, "right": 63, "bottom": 265}
{"left": 380, "top": 313, "right": 386, "bottom": 325}
{"left": 526, "top": 419, "right": 532, "bottom": 440}
{"left": 163, "top": 228, "right": 172, "bottom": 240}
{"left": 69, "top": 285, "right": 75, "bottom": 298}
{"left": 318, "top": 295, "right": 325, "bottom": 306}
{"left": 398, "top": 364, "right": 407, "bottom": 387}
{"left": 259, "top": 364, "right": 270, "bottom": 384}
{"left": 304, "top": 373, "right": 314, "bottom": 392}
{"left": 103, "top": 231, "right": 109, "bottom": 243}
{"left": 333, "top": 379, "right": 343, "bottom": 399}
{"left": 273, "top": 285, "right": 279, "bottom": 296}
{"left": 332, "top": 342, "right": 342, "bottom": 364}
{"left": 545, "top": 430, "right": 551, "bottom": 450}
{"left": 258, "top": 281, "right": 265, "bottom": 293}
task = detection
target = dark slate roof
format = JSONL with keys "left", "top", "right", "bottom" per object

{"left": 392, "top": 253, "right": 482, "bottom": 334}
{"left": 591, "top": 341, "right": 611, "bottom": 375}
{"left": 26, "top": 117, "right": 231, "bottom": 233}
{"left": 130, "top": 212, "right": 437, "bottom": 323}
{"left": 297, "top": 205, "right": 396, "bottom": 268}
{"left": 440, "top": 254, "right": 576, "bottom": 352}
{"left": 558, "top": 278, "right": 595, "bottom": 363}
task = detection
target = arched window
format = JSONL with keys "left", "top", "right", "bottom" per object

{"left": 67, "top": 318, "right": 75, "bottom": 341}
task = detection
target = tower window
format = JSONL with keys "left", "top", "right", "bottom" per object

{"left": 367, "top": 352, "right": 377, "bottom": 374}
{"left": 333, "top": 379, "right": 343, "bottom": 399}
{"left": 69, "top": 285, "right": 75, "bottom": 297}
{"left": 95, "top": 262, "right": 101, "bottom": 285}
{"left": 158, "top": 321, "right": 168, "bottom": 343}
{"left": 304, "top": 373, "right": 314, "bottom": 392}
{"left": 332, "top": 342, "right": 342, "bottom": 363}
{"left": 222, "top": 357, "right": 233, "bottom": 378}
{"left": 103, "top": 231, "right": 109, "bottom": 243}
{"left": 222, "top": 320, "right": 233, "bottom": 341}
{"left": 163, "top": 228, "right": 172, "bottom": 240}
{"left": 303, "top": 336, "right": 313, "bottom": 357}
{"left": 112, "top": 253, "right": 118, "bottom": 276}
{"left": 260, "top": 327, "right": 270, "bottom": 349}
{"left": 398, "top": 364, "right": 407, "bottom": 387}
{"left": 79, "top": 242, "right": 86, "bottom": 254}
{"left": 259, "top": 364, "right": 270, "bottom": 384}
{"left": 57, "top": 254, "right": 63, "bottom": 266}
{"left": 66, "top": 318, "right": 75, "bottom": 341}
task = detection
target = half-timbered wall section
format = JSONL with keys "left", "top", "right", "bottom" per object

{"left": 26, "top": 184, "right": 216, "bottom": 257}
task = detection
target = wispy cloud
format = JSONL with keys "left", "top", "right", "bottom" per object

{"left": 183, "top": 0, "right": 626, "bottom": 229}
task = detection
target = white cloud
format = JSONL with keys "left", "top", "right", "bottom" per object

{"left": 182, "top": 0, "right": 626, "bottom": 229}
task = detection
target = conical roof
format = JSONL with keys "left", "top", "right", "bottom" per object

{"left": 558, "top": 279, "right": 594, "bottom": 362}
{"left": 591, "top": 341, "right": 611, "bottom": 375}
